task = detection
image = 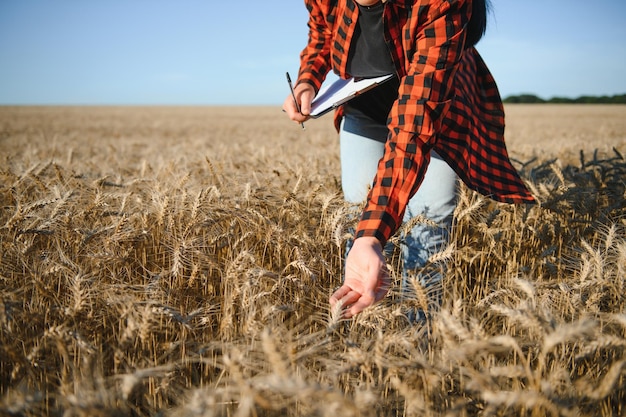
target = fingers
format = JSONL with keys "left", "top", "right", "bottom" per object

{"left": 329, "top": 285, "right": 348, "bottom": 307}
{"left": 346, "top": 274, "right": 390, "bottom": 317}
{"left": 282, "top": 95, "right": 300, "bottom": 119}
{"left": 329, "top": 285, "right": 360, "bottom": 309}
{"left": 299, "top": 87, "right": 314, "bottom": 116}
{"left": 329, "top": 285, "right": 380, "bottom": 319}
{"left": 329, "top": 268, "right": 391, "bottom": 319}
{"left": 282, "top": 82, "right": 314, "bottom": 123}
{"left": 345, "top": 292, "right": 376, "bottom": 318}
{"left": 330, "top": 289, "right": 374, "bottom": 319}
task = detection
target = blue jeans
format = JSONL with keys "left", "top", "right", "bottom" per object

{"left": 339, "top": 115, "right": 458, "bottom": 308}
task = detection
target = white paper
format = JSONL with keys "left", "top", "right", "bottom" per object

{"left": 310, "top": 74, "right": 394, "bottom": 118}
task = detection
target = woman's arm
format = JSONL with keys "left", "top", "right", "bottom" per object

{"left": 356, "top": 0, "right": 471, "bottom": 245}
{"left": 297, "top": 0, "right": 334, "bottom": 93}
{"left": 284, "top": 0, "right": 334, "bottom": 122}
{"left": 330, "top": 0, "right": 471, "bottom": 318}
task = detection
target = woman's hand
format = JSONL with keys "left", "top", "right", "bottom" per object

{"left": 330, "top": 237, "right": 390, "bottom": 318}
{"left": 282, "top": 82, "right": 315, "bottom": 124}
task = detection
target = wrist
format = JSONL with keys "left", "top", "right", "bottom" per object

{"left": 355, "top": 228, "right": 388, "bottom": 247}
{"left": 353, "top": 236, "right": 383, "bottom": 250}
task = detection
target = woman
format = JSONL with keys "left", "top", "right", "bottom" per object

{"left": 283, "top": 0, "right": 535, "bottom": 319}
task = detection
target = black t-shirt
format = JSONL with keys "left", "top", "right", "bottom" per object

{"left": 346, "top": 2, "right": 395, "bottom": 78}
{"left": 344, "top": 1, "right": 399, "bottom": 140}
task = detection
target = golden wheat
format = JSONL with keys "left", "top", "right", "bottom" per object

{"left": 0, "top": 105, "right": 625, "bottom": 416}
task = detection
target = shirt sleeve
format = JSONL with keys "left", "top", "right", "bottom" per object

{"left": 297, "top": 0, "right": 333, "bottom": 92}
{"left": 355, "top": 0, "right": 471, "bottom": 245}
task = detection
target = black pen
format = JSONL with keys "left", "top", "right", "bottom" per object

{"left": 286, "top": 72, "right": 305, "bottom": 130}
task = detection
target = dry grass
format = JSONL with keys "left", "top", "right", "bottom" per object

{"left": 1, "top": 105, "right": 625, "bottom": 416}
{"left": 503, "top": 104, "right": 626, "bottom": 165}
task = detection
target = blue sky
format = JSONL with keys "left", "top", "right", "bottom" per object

{"left": 1, "top": 0, "right": 625, "bottom": 105}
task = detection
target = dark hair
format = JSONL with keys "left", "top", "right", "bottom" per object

{"left": 465, "top": 0, "right": 490, "bottom": 47}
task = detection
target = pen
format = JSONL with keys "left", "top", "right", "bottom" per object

{"left": 286, "top": 72, "right": 305, "bottom": 130}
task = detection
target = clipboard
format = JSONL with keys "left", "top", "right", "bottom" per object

{"left": 309, "top": 74, "right": 394, "bottom": 118}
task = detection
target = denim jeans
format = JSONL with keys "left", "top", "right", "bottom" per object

{"left": 339, "top": 115, "right": 458, "bottom": 315}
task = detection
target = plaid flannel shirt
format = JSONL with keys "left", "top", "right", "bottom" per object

{"left": 298, "top": 0, "right": 536, "bottom": 245}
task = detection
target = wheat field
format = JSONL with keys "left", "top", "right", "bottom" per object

{"left": 1, "top": 105, "right": 625, "bottom": 416}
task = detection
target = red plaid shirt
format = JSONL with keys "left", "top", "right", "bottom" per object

{"left": 298, "top": 0, "right": 536, "bottom": 245}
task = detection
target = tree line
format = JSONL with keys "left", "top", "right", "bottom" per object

{"left": 503, "top": 93, "right": 626, "bottom": 104}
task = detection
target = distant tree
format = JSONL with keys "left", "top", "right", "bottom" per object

{"left": 504, "top": 93, "right": 626, "bottom": 104}
{"left": 547, "top": 97, "right": 573, "bottom": 104}
{"left": 503, "top": 94, "right": 545, "bottom": 104}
